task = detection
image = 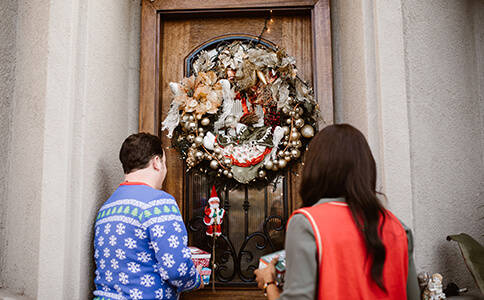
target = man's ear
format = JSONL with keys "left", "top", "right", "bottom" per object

{"left": 152, "top": 155, "right": 162, "bottom": 171}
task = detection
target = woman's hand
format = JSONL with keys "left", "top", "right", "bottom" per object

{"left": 254, "top": 256, "right": 278, "bottom": 289}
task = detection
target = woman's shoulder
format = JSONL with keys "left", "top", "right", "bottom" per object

{"left": 287, "top": 212, "right": 314, "bottom": 237}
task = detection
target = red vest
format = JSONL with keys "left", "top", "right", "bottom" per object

{"left": 292, "top": 201, "right": 408, "bottom": 300}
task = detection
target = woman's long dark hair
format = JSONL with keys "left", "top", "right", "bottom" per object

{"left": 300, "top": 124, "right": 387, "bottom": 291}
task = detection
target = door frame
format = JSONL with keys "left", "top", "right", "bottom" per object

{"left": 139, "top": 0, "right": 333, "bottom": 135}
{"left": 138, "top": 0, "right": 333, "bottom": 296}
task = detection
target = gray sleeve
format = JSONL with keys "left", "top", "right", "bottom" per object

{"left": 278, "top": 214, "right": 317, "bottom": 300}
{"left": 400, "top": 221, "right": 421, "bottom": 300}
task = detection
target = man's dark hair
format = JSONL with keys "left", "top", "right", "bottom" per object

{"left": 119, "top": 133, "right": 164, "bottom": 174}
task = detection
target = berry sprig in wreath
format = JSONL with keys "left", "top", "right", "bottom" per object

{"left": 162, "top": 41, "right": 319, "bottom": 188}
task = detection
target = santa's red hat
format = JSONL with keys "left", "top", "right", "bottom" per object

{"left": 208, "top": 186, "right": 220, "bottom": 205}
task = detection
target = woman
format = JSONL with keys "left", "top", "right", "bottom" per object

{"left": 254, "top": 124, "right": 420, "bottom": 300}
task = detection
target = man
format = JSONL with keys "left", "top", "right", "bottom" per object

{"left": 93, "top": 133, "right": 203, "bottom": 300}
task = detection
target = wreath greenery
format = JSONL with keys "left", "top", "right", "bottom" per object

{"left": 162, "top": 40, "right": 319, "bottom": 189}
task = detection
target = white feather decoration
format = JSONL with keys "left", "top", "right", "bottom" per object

{"left": 203, "top": 131, "right": 216, "bottom": 150}
{"left": 161, "top": 82, "right": 183, "bottom": 138}
{"left": 266, "top": 126, "right": 284, "bottom": 161}
{"left": 214, "top": 79, "right": 234, "bottom": 131}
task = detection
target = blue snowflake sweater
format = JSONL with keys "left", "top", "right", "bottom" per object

{"left": 93, "top": 182, "right": 201, "bottom": 300}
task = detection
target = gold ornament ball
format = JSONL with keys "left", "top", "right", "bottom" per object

{"left": 194, "top": 136, "right": 203, "bottom": 145}
{"left": 282, "top": 126, "right": 290, "bottom": 135}
{"left": 214, "top": 147, "right": 222, "bottom": 155}
{"left": 291, "top": 149, "right": 301, "bottom": 158}
{"left": 210, "top": 160, "right": 219, "bottom": 169}
{"left": 223, "top": 158, "right": 232, "bottom": 166}
{"left": 290, "top": 130, "right": 300, "bottom": 140}
{"left": 272, "top": 160, "right": 279, "bottom": 171}
{"left": 264, "top": 160, "right": 274, "bottom": 170}
{"left": 286, "top": 118, "right": 292, "bottom": 125}
{"left": 223, "top": 169, "right": 229, "bottom": 176}
{"left": 301, "top": 125, "right": 315, "bottom": 138}
{"left": 188, "top": 115, "right": 195, "bottom": 122}
{"left": 258, "top": 169, "right": 266, "bottom": 178}
{"left": 278, "top": 159, "right": 287, "bottom": 169}
{"left": 187, "top": 134, "right": 195, "bottom": 143}
{"left": 188, "top": 122, "right": 197, "bottom": 131}
{"left": 195, "top": 151, "right": 204, "bottom": 160}
{"left": 282, "top": 107, "right": 289, "bottom": 114}
{"left": 284, "top": 156, "right": 292, "bottom": 162}
{"left": 201, "top": 118, "right": 210, "bottom": 126}
{"left": 294, "top": 118, "right": 304, "bottom": 128}
{"left": 227, "top": 172, "right": 233, "bottom": 179}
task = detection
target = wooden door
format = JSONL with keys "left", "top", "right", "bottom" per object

{"left": 139, "top": 1, "right": 332, "bottom": 299}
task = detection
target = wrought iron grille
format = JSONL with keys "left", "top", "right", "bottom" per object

{"left": 184, "top": 173, "right": 288, "bottom": 286}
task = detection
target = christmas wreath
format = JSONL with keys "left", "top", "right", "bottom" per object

{"left": 162, "top": 40, "right": 319, "bottom": 188}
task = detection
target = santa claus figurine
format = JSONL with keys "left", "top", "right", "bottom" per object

{"left": 203, "top": 186, "right": 225, "bottom": 237}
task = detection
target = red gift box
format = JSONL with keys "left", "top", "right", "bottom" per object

{"left": 189, "top": 246, "right": 211, "bottom": 268}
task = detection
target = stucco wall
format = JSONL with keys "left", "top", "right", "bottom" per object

{"left": 0, "top": 0, "right": 140, "bottom": 298}
{"left": 0, "top": 0, "right": 49, "bottom": 297}
{"left": 402, "top": 0, "right": 484, "bottom": 290}
{"left": 333, "top": 0, "right": 484, "bottom": 293}
{"left": 0, "top": 0, "right": 17, "bottom": 290}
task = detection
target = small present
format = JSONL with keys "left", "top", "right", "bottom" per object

{"left": 258, "top": 250, "right": 286, "bottom": 273}
{"left": 189, "top": 246, "right": 211, "bottom": 268}
{"left": 259, "top": 250, "right": 286, "bottom": 287}
{"left": 200, "top": 267, "right": 211, "bottom": 285}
